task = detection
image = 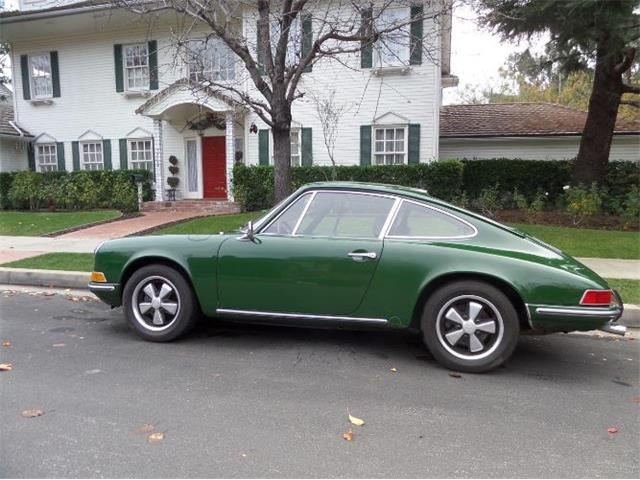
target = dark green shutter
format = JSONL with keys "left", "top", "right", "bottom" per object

{"left": 103, "top": 139, "right": 112, "bottom": 170}
{"left": 119, "top": 139, "right": 128, "bottom": 170}
{"left": 360, "top": 125, "right": 372, "bottom": 166}
{"left": 408, "top": 124, "right": 420, "bottom": 164}
{"left": 360, "top": 8, "right": 373, "bottom": 69}
{"left": 301, "top": 14, "right": 313, "bottom": 72}
{"left": 27, "top": 143, "right": 35, "bottom": 171}
{"left": 148, "top": 40, "right": 158, "bottom": 90}
{"left": 410, "top": 6, "right": 423, "bottom": 66}
{"left": 114, "top": 44, "right": 124, "bottom": 92}
{"left": 258, "top": 129, "right": 269, "bottom": 165}
{"left": 56, "top": 142, "right": 65, "bottom": 171}
{"left": 256, "top": 21, "right": 265, "bottom": 75}
{"left": 301, "top": 128, "right": 312, "bottom": 166}
{"left": 72, "top": 141, "right": 80, "bottom": 171}
{"left": 50, "top": 51, "right": 61, "bottom": 97}
{"left": 20, "top": 55, "right": 31, "bottom": 100}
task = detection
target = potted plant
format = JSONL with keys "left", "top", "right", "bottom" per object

{"left": 167, "top": 155, "right": 179, "bottom": 200}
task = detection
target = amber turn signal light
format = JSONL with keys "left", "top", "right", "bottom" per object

{"left": 580, "top": 290, "right": 613, "bottom": 306}
{"left": 90, "top": 272, "right": 107, "bottom": 283}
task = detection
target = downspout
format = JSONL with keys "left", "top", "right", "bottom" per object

{"left": 9, "top": 42, "right": 19, "bottom": 124}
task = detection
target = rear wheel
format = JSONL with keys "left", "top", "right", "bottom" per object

{"left": 122, "top": 264, "right": 199, "bottom": 342}
{"left": 421, "top": 281, "right": 519, "bottom": 373}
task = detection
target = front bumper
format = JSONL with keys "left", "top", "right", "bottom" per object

{"left": 88, "top": 282, "right": 121, "bottom": 307}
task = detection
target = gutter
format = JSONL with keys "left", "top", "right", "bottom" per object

{"left": 0, "top": 4, "right": 112, "bottom": 24}
{"left": 8, "top": 120, "right": 28, "bottom": 137}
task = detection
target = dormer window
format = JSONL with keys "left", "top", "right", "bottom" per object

{"left": 29, "top": 53, "right": 53, "bottom": 99}
{"left": 36, "top": 143, "right": 58, "bottom": 172}
{"left": 374, "top": 126, "right": 406, "bottom": 164}
{"left": 124, "top": 43, "right": 150, "bottom": 91}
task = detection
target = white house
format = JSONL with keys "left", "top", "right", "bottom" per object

{"left": 439, "top": 103, "right": 640, "bottom": 161}
{"left": 0, "top": 0, "right": 456, "bottom": 205}
{"left": 0, "top": 84, "right": 32, "bottom": 171}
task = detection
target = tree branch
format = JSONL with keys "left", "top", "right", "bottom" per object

{"left": 622, "top": 83, "right": 640, "bottom": 94}
{"left": 620, "top": 99, "right": 640, "bottom": 108}
{"left": 614, "top": 47, "right": 636, "bottom": 75}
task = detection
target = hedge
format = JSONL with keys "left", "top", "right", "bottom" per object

{"left": 232, "top": 159, "right": 640, "bottom": 212}
{"left": 0, "top": 169, "right": 154, "bottom": 212}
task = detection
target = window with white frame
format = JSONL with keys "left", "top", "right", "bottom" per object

{"left": 271, "top": 18, "right": 302, "bottom": 67}
{"left": 36, "top": 143, "right": 57, "bottom": 172}
{"left": 188, "top": 39, "right": 235, "bottom": 82}
{"left": 375, "top": 9, "right": 410, "bottom": 67}
{"left": 128, "top": 139, "right": 153, "bottom": 170}
{"left": 123, "top": 44, "right": 150, "bottom": 90}
{"left": 81, "top": 142, "right": 104, "bottom": 171}
{"left": 290, "top": 129, "right": 301, "bottom": 166}
{"left": 374, "top": 127, "right": 406, "bottom": 164}
{"left": 29, "top": 53, "right": 53, "bottom": 98}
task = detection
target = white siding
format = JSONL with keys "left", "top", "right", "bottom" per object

{"left": 439, "top": 135, "right": 640, "bottom": 161}
{"left": 0, "top": 138, "right": 29, "bottom": 172}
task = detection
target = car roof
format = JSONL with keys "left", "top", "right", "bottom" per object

{"left": 302, "top": 181, "right": 441, "bottom": 204}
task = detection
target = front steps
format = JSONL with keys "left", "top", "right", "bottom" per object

{"left": 141, "top": 200, "right": 241, "bottom": 215}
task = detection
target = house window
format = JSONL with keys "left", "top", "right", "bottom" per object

{"left": 81, "top": 142, "right": 104, "bottom": 171}
{"left": 188, "top": 39, "right": 235, "bottom": 82}
{"left": 128, "top": 139, "right": 153, "bottom": 170}
{"left": 290, "top": 129, "right": 301, "bottom": 166}
{"left": 36, "top": 143, "right": 57, "bottom": 172}
{"left": 123, "top": 43, "right": 150, "bottom": 90}
{"left": 374, "top": 127, "right": 406, "bottom": 164}
{"left": 375, "top": 9, "right": 410, "bottom": 67}
{"left": 29, "top": 53, "right": 53, "bottom": 99}
{"left": 271, "top": 18, "right": 302, "bottom": 67}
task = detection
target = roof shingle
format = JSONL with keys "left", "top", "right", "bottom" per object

{"left": 440, "top": 103, "right": 640, "bottom": 138}
{"left": 0, "top": 105, "right": 32, "bottom": 137}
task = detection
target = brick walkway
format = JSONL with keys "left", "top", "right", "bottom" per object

{"left": 58, "top": 211, "right": 204, "bottom": 240}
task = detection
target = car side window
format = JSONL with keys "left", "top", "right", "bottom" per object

{"left": 261, "top": 193, "right": 312, "bottom": 235}
{"left": 296, "top": 192, "right": 394, "bottom": 238}
{"left": 387, "top": 201, "right": 476, "bottom": 238}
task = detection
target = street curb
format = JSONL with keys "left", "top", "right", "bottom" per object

{"left": 0, "top": 267, "right": 90, "bottom": 289}
{"left": 0, "top": 266, "right": 639, "bottom": 327}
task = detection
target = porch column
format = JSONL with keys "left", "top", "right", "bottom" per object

{"left": 225, "top": 112, "right": 235, "bottom": 202}
{"left": 153, "top": 118, "right": 165, "bottom": 201}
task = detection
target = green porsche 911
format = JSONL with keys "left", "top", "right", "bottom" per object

{"left": 89, "top": 182, "right": 625, "bottom": 372}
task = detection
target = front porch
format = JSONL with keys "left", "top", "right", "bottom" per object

{"left": 136, "top": 80, "right": 245, "bottom": 203}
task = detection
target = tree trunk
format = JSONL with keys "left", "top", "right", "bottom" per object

{"left": 574, "top": 43, "right": 623, "bottom": 185}
{"left": 272, "top": 123, "right": 293, "bottom": 203}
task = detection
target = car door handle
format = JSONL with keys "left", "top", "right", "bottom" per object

{"left": 348, "top": 251, "right": 378, "bottom": 260}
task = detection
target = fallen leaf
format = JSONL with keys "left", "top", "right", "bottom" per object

{"left": 21, "top": 409, "right": 43, "bottom": 418}
{"left": 43, "top": 292, "right": 55, "bottom": 297}
{"left": 52, "top": 343, "right": 66, "bottom": 347}
{"left": 0, "top": 362, "right": 12, "bottom": 371}
{"left": 342, "top": 430, "right": 354, "bottom": 441}
{"left": 348, "top": 414, "right": 365, "bottom": 426}
{"left": 390, "top": 367, "right": 397, "bottom": 373}
{"left": 2, "top": 340, "right": 11, "bottom": 347}
{"left": 448, "top": 372, "right": 462, "bottom": 378}
{"left": 607, "top": 427, "right": 618, "bottom": 434}
{"left": 148, "top": 432, "right": 165, "bottom": 443}
{"left": 633, "top": 396, "right": 640, "bottom": 404}
{"left": 135, "top": 423, "right": 155, "bottom": 434}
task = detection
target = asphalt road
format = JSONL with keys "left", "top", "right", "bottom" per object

{"left": 1, "top": 289, "right": 639, "bottom": 478}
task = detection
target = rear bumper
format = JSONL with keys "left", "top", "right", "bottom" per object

{"left": 535, "top": 305, "right": 622, "bottom": 321}
{"left": 88, "top": 282, "right": 121, "bottom": 307}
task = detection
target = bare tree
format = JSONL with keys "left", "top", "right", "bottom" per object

{"left": 309, "top": 88, "right": 351, "bottom": 179}
{"left": 113, "top": 0, "right": 446, "bottom": 201}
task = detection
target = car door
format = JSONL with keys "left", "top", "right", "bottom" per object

{"left": 216, "top": 190, "right": 397, "bottom": 316}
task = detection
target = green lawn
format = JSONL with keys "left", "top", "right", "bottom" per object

{"left": 152, "top": 211, "right": 262, "bottom": 235}
{"left": 0, "top": 211, "right": 121, "bottom": 236}
{"left": 1, "top": 253, "right": 95, "bottom": 272}
{"left": 605, "top": 279, "right": 640, "bottom": 305}
{"left": 511, "top": 223, "right": 640, "bottom": 260}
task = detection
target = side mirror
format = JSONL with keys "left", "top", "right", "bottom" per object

{"left": 239, "top": 220, "right": 255, "bottom": 241}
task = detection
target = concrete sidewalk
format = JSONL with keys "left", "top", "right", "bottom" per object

{"left": 576, "top": 258, "right": 640, "bottom": 280}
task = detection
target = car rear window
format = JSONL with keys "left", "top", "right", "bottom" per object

{"left": 387, "top": 201, "right": 476, "bottom": 239}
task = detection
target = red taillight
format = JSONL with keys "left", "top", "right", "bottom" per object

{"left": 580, "top": 290, "right": 614, "bottom": 305}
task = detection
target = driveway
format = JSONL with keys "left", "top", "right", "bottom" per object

{"left": 1, "top": 289, "right": 638, "bottom": 478}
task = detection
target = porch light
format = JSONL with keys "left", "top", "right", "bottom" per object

{"left": 249, "top": 122, "right": 258, "bottom": 134}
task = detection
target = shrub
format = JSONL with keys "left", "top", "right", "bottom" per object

{"left": 564, "top": 183, "right": 603, "bottom": 225}
{"left": 620, "top": 185, "right": 640, "bottom": 230}
{"left": 513, "top": 188, "right": 547, "bottom": 222}
{"left": 1, "top": 169, "right": 153, "bottom": 212}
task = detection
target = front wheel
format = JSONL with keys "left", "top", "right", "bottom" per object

{"left": 122, "top": 264, "right": 199, "bottom": 342}
{"left": 421, "top": 281, "right": 520, "bottom": 373}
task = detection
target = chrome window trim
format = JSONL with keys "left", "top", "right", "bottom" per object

{"left": 259, "top": 191, "right": 314, "bottom": 236}
{"left": 291, "top": 191, "right": 317, "bottom": 235}
{"left": 216, "top": 308, "right": 388, "bottom": 325}
{"left": 384, "top": 198, "right": 478, "bottom": 241}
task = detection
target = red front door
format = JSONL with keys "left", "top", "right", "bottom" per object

{"left": 201, "top": 136, "right": 227, "bottom": 199}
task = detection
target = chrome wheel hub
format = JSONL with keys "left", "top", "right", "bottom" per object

{"left": 132, "top": 276, "right": 181, "bottom": 331}
{"left": 436, "top": 295, "right": 504, "bottom": 360}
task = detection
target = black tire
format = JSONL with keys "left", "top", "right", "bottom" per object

{"left": 421, "top": 280, "right": 519, "bottom": 373}
{"left": 122, "top": 264, "right": 199, "bottom": 342}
